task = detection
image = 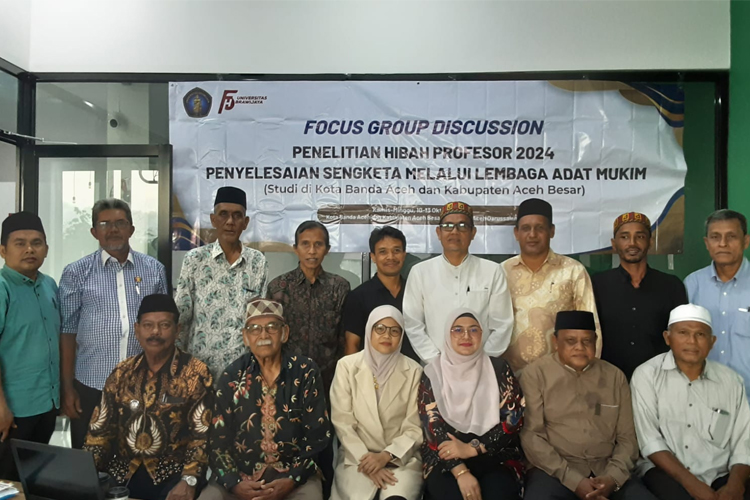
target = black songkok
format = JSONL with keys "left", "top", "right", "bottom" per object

{"left": 214, "top": 186, "right": 247, "bottom": 208}
{"left": 555, "top": 310, "right": 596, "bottom": 332}
{"left": 1, "top": 212, "right": 46, "bottom": 243}
{"left": 138, "top": 294, "right": 180, "bottom": 322}
{"left": 517, "top": 198, "right": 553, "bottom": 224}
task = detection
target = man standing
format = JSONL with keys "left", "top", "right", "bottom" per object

{"left": 342, "top": 226, "right": 418, "bottom": 361}
{"left": 59, "top": 198, "right": 167, "bottom": 449}
{"left": 593, "top": 212, "right": 688, "bottom": 379}
{"left": 502, "top": 198, "right": 600, "bottom": 373}
{"left": 521, "top": 311, "right": 655, "bottom": 500}
{"left": 403, "top": 201, "right": 514, "bottom": 363}
{"left": 685, "top": 209, "right": 750, "bottom": 395}
{"left": 175, "top": 186, "right": 268, "bottom": 380}
{"left": 267, "top": 221, "right": 350, "bottom": 392}
{"left": 84, "top": 294, "right": 213, "bottom": 500}
{"left": 632, "top": 304, "right": 750, "bottom": 500}
{"left": 0, "top": 212, "right": 60, "bottom": 480}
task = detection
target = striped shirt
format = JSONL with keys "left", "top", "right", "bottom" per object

{"left": 58, "top": 249, "right": 167, "bottom": 390}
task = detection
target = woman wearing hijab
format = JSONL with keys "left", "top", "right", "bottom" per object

{"left": 330, "top": 305, "right": 423, "bottom": 500}
{"left": 420, "top": 308, "right": 525, "bottom": 500}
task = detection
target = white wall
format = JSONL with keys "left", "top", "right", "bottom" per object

{"left": 24, "top": 0, "right": 730, "bottom": 74}
{"left": 0, "top": 0, "right": 31, "bottom": 70}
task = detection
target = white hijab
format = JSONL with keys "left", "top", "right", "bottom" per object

{"left": 363, "top": 305, "right": 405, "bottom": 401}
{"left": 423, "top": 308, "right": 500, "bottom": 435}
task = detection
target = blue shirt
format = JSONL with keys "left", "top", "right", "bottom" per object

{"left": 685, "top": 258, "right": 750, "bottom": 395}
{"left": 0, "top": 266, "right": 60, "bottom": 417}
{"left": 58, "top": 249, "right": 167, "bottom": 390}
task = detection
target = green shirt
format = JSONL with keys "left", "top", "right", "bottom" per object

{"left": 0, "top": 265, "right": 60, "bottom": 417}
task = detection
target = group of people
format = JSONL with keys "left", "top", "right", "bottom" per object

{"left": 0, "top": 185, "right": 749, "bottom": 500}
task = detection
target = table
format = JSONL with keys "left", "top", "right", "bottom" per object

{"left": 1, "top": 481, "right": 143, "bottom": 499}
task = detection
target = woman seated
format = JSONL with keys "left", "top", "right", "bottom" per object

{"left": 330, "top": 305, "right": 423, "bottom": 500}
{"left": 419, "top": 308, "right": 525, "bottom": 500}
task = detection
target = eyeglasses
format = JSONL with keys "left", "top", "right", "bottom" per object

{"left": 243, "top": 322, "right": 284, "bottom": 335}
{"left": 96, "top": 220, "right": 130, "bottom": 230}
{"left": 439, "top": 222, "right": 473, "bottom": 233}
{"left": 450, "top": 326, "right": 482, "bottom": 337}
{"left": 373, "top": 323, "right": 403, "bottom": 338}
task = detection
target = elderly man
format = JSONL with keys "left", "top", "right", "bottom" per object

{"left": 502, "top": 198, "right": 600, "bottom": 373}
{"left": 176, "top": 186, "right": 268, "bottom": 380}
{"left": 685, "top": 210, "right": 750, "bottom": 396}
{"left": 521, "top": 310, "right": 655, "bottom": 500}
{"left": 404, "top": 201, "right": 514, "bottom": 363}
{"left": 202, "top": 299, "right": 332, "bottom": 500}
{"left": 84, "top": 294, "right": 213, "bottom": 500}
{"left": 0, "top": 212, "right": 60, "bottom": 481}
{"left": 593, "top": 212, "right": 688, "bottom": 379}
{"left": 59, "top": 198, "right": 168, "bottom": 449}
{"left": 632, "top": 304, "right": 750, "bottom": 500}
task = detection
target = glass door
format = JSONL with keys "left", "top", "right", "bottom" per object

{"left": 22, "top": 144, "right": 172, "bottom": 285}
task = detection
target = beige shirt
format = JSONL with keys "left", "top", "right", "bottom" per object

{"left": 520, "top": 354, "right": 638, "bottom": 492}
{"left": 502, "top": 250, "right": 601, "bottom": 373}
{"left": 631, "top": 351, "right": 750, "bottom": 485}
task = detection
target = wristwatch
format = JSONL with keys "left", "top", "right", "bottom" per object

{"left": 470, "top": 439, "right": 482, "bottom": 453}
{"left": 181, "top": 475, "right": 197, "bottom": 487}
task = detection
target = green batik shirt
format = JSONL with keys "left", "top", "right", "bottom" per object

{"left": 175, "top": 241, "right": 268, "bottom": 380}
{"left": 0, "top": 265, "right": 61, "bottom": 417}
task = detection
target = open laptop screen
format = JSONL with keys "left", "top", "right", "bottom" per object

{"left": 11, "top": 439, "right": 103, "bottom": 500}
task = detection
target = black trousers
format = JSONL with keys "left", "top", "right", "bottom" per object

{"left": 0, "top": 408, "right": 57, "bottom": 481}
{"left": 643, "top": 467, "right": 750, "bottom": 500}
{"left": 70, "top": 379, "right": 102, "bottom": 449}
{"left": 424, "top": 460, "right": 519, "bottom": 500}
{"left": 126, "top": 465, "right": 194, "bottom": 500}
{"left": 525, "top": 468, "right": 658, "bottom": 500}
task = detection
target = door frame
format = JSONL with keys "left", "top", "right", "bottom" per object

{"left": 20, "top": 143, "right": 173, "bottom": 287}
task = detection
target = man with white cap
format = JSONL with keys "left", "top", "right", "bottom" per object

{"left": 631, "top": 304, "right": 750, "bottom": 500}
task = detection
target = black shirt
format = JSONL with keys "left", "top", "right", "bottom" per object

{"left": 342, "top": 273, "right": 419, "bottom": 362}
{"left": 592, "top": 265, "right": 688, "bottom": 379}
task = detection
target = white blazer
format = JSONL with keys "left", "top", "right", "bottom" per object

{"left": 330, "top": 351, "right": 423, "bottom": 500}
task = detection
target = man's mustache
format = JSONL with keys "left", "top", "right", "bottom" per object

{"left": 147, "top": 336, "right": 165, "bottom": 344}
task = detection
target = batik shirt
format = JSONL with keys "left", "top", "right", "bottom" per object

{"left": 502, "top": 250, "right": 601, "bottom": 373}
{"left": 267, "top": 267, "right": 350, "bottom": 390}
{"left": 83, "top": 348, "right": 213, "bottom": 485}
{"left": 418, "top": 357, "right": 525, "bottom": 495}
{"left": 210, "top": 353, "right": 332, "bottom": 491}
{"left": 175, "top": 241, "right": 268, "bottom": 379}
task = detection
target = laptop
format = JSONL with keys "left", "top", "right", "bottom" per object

{"left": 10, "top": 439, "right": 104, "bottom": 500}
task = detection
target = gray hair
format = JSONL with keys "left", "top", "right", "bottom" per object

{"left": 92, "top": 198, "right": 133, "bottom": 227}
{"left": 705, "top": 209, "right": 747, "bottom": 236}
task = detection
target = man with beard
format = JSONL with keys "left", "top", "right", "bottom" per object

{"left": 59, "top": 198, "right": 167, "bottom": 449}
{"left": 592, "top": 212, "right": 687, "bottom": 379}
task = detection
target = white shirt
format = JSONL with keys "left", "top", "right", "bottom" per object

{"left": 631, "top": 351, "right": 750, "bottom": 485}
{"left": 403, "top": 254, "right": 514, "bottom": 362}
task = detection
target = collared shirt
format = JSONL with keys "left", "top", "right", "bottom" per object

{"left": 502, "top": 250, "right": 601, "bottom": 373}
{"left": 267, "top": 267, "right": 350, "bottom": 390}
{"left": 418, "top": 357, "right": 524, "bottom": 495}
{"left": 175, "top": 241, "right": 268, "bottom": 380}
{"left": 83, "top": 348, "right": 213, "bottom": 485}
{"left": 593, "top": 265, "right": 688, "bottom": 379}
{"left": 631, "top": 352, "right": 750, "bottom": 485}
{"left": 211, "top": 352, "right": 332, "bottom": 491}
{"left": 403, "top": 254, "right": 514, "bottom": 363}
{"left": 520, "top": 354, "right": 637, "bottom": 492}
{"left": 59, "top": 248, "right": 168, "bottom": 390}
{"left": 685, "top": 258, "right": 750, "bottom": 395}
{"left": 341, "top": 273, "right": 419, "bottom": 362}
{"left": 0, "top": 266, "right": 60, "bottom": 417}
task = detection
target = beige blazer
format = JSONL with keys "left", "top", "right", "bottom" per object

{"left": 330, "top": 351, "right": 423, "bottom": 500}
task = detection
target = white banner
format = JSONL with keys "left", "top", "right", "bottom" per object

{"left": 169, "top": 80, "right": 687, "bottom": 254}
